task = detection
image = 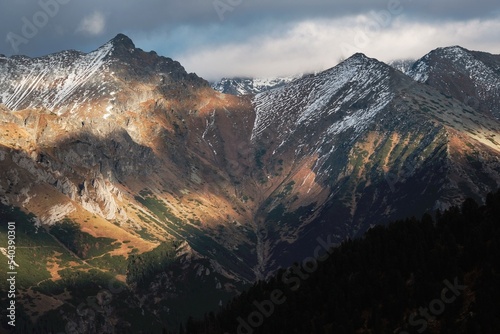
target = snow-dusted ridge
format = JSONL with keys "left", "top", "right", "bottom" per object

{"left": 408, "top": 45, "right": 500, "bottom": 118}
{"left": 439, "top": 46, "right": 499, "bottom": 93}
{"left": 212, "top": 75, "right": 301, "bottom": 95}
{"left": 409, "top": 46, "right": 500, "bottom": 89}
{"left": 0, "top": 34, "right": 207, "bottom": 119}
{"left": 251, "top": 53, "right": 394, "bottom": 143}
{"left": 0, "top": 41, "right": 115, "bottom": 113}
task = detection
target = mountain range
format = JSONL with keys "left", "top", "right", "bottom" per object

{"left": 211, "top": 60, "right": 416, "bottom": 96}
{"left": 0, "top": 34, "right": 499, "bottom": 332}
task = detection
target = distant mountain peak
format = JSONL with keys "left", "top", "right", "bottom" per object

{"left": 388, "top": 59, "right": 416, "bottom": 75}
{"left": 212, "top": 75, "right": 301, "bottom": 95}
{"left": 350, "top": 52, "right": 369, "bottom": 60}
{"left": 408, "top": 45, "right": 500, "bottom": 118}
{"left": 0, "top": 32, "right": 208, "bottom": 112}
{"left": 340, "top": 53, "right": 390, "bottom": 71}
{"left": 347, "top": 52, "right": 383, "bottom": 65}
{"left": 438, "top": 45, "right": 468, "bottom": 52}
{"left": 109, "top": 33, "right": 136, "bottom": 50}
{"left": 430, "top": 45, "right": 472, "bottom": 59}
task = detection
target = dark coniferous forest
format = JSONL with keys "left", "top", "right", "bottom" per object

{"left": 185, "top": 190, "right": 500, "bottom": 334}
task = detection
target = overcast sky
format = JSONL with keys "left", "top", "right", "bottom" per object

{"left": 1, "top": 0, "right": 499, "bottom": 80}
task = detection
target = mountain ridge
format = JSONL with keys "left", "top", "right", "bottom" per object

{"left": 1, "top": 34, "right": 500, "bottom": 332}
{"left": 408, "top": 45, "right": 500, "bottom": 119}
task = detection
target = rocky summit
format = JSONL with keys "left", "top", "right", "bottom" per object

{"left": 1, "top": 34, "right": 500, "bottom": 332}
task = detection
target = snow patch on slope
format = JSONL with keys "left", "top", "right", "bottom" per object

{"left": 0, "top": 42, "right": 114, "bottom": 113}
{"left": 48, "top": 43, "right": 113, "bottom": 110}
{"left": 327, "top": 90, "right": 393, "bottom": 137}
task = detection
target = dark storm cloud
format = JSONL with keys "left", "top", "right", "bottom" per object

{"left": 215, "top": 0, "right": 500, "bottom": 23}
{"left": 0, "top": 0, "right": 218, "bottom": 56}
{"left": 0, "top": 0, "right": 498, "bottom": 80}
{"left": 0, "top": 0, "right": 498, "bottom": 57}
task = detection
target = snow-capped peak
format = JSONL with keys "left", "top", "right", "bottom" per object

{"left": 251, "top": 52, "right": 394, "bottom": 153}
{"left": 0, "top": 42, "right": 114, "bottom": 112}
{"left": 109, "top": 33, "right": 136, "bottom": 50}
{"left": 212, "top": 75, "right": 301, "bottom": 95}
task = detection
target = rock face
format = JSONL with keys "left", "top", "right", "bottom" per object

{"left": 1, "top": 36, "right": 500, "bottom": 331}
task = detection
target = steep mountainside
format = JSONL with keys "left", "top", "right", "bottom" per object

{"left": 249, "top": 53, "right": 500, "bottom": 272}
{"left": 1, "top": 36, "right": 500, "bottom": 332}
{"left": 0, "top": 34, "right": 259, "bottom": 331}
{"left": 408, "top": 46, "right": 500, "bottom": 119}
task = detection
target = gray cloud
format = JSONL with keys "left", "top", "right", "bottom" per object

{"left": 0, "top": 0, "right": 499, "bottom": 79}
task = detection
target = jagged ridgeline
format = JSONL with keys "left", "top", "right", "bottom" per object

{"left": 0, "top": 34, "right": 500, "bottom": 332}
